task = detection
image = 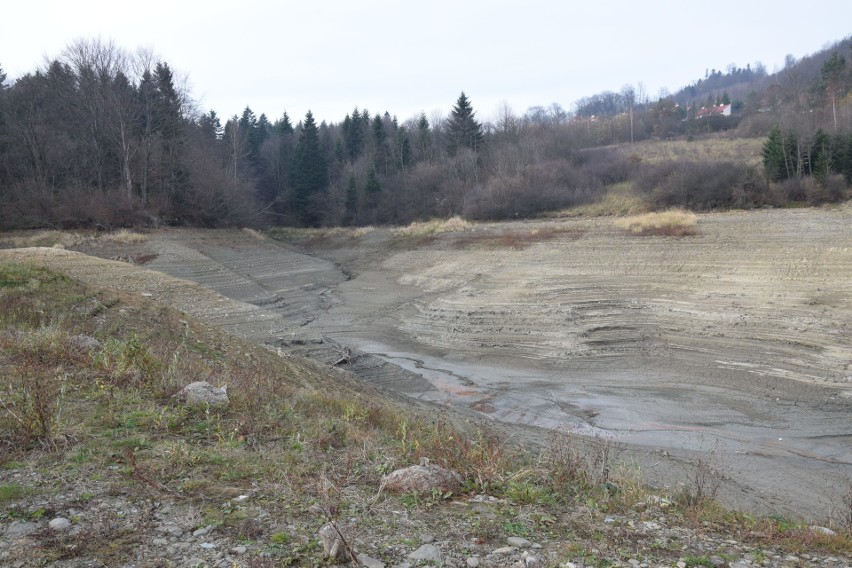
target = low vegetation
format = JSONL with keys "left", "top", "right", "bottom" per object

{"left": 0, "top": 229, "right": 148, "bottom": 250}
{"left": 615, "top": 209, "right": 699, "bottom": 236}
{"left": 0, "top": 261, "right": 850, "bottom": 564}
{"left": 392, "top": 216, "right": 472, "bottom": 237}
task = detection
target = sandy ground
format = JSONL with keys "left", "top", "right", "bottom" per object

{"left": 4, "top": 206, "right": 851, "bottom": 520}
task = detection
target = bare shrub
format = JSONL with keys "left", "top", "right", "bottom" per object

{"left": 464, "top": 161, "right": 600, "bottom": 220}
{"left": 403, "top": 416, "right": 510, "bottom": 491}
{"left": 615, "top": 209, "right": 698, "bottom": 236}
{"left": 676, "top": 444, "right": 724, "bottom": 507}
{"left": 0, "top": 326, "right": 74, "bottom": 449}
{"left": 635, "top": 160, "right": 766, "bottom": 210}
{"left": 572, "top": 147, "right": 633, "bottom": 186}
{"left": 771, "top": 177, "right": 807, "bottom": 204}
{"left": 805, "top": 174, "right": 846, "bottom": 205}
{"left": 542, "top": 428, "right": 616, "bottom": 496}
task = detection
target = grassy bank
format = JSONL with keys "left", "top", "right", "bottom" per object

{"left": 0, "top": 261, "right": 849, "bottom": 565}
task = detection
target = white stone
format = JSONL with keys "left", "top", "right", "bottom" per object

{"left": 357, "top": 554, "right": 386, "bottom": 568}
{"left": 383, "top": 463, "right": 461, "bottom": 493}
{"left": 507, "top": 536, "right": 532, "bottom": 548}
{"left": 492, "top": 546, "right": 515, "bottom": 555}
{"left": 809, "top": 525, "right": 836, "bottom": 536}
{"left": 48, "top": 517, "right": 72, "bottom": 531}
{"left": 408, "top": 544, "right": 442, "bottom": 563}
{"left": 177, "top": 381, "right": 228, "bottom": 407}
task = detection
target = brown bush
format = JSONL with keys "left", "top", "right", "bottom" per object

{"left": 635, "top": 160, "right": 768, "bottom": 210}
{"left": 463, "top": 162, "right": 600, "bottom": 220}
{"left": 805, "top": 174, "right": 846, "bottom": 205}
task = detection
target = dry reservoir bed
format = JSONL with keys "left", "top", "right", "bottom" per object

{"left": 10, "top": 206, "right": 850, "bottom": 518}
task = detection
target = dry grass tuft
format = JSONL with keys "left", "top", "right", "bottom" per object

{"left": 241, "top": 228, "right": 265, "bottom": 241}
{"left": 394, "top": 216, "right": 472, "bottom": 237}
{"left": 351, "top": 226, "right": 375, "bottom": 238}
{"left": 102, "top": 229, "right": 148, "bottom": 244}
{"left": 0, "top": 231, "right": 88, "bottom": 249}
{"left": 615, "top": 209, "right": 698, "bottom": 236}
{"left": 551, "top": 183, "right": 649, "bottom": 218}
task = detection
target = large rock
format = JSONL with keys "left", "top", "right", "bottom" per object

{"left": 48, "top": 517, "right": 72, "bottom": 531}
{"left": 318, "top": 522, "right": 351, "bottom": 562}
{"left": 176, "top": 381, "right": 228, "bottom": 407}
{"left": 69, "top": 334, "right": 101, "bottom": 352}
{"left": 382, "top": 459, "right": 461, "bottom": 493}
{"left": 408, "top": 544, "right": 442, "bottom": 564}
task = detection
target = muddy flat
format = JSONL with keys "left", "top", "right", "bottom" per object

{"left": 5, "top": 206, "right": 851, "bottom": 519}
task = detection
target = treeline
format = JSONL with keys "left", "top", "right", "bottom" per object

{"left": 0, "top": 39, "right": 630, "bottom": 229}
{"left": 0, "top": 40, "right": 259, "bottom": 229}
{"left": 0, "top": 38, "right": 850, "bottom": 231}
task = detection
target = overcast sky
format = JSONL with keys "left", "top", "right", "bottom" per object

{"left": 3, "top": 1, "right": 851, "bottom": 125}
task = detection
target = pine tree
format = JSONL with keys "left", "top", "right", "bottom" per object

{"left": 343, "top": 108, "right": 363, "bottom": 160}
{"left": 154, "top": 62, "right": 187, "bottom": 200}
{"left": 197, "top": 110, "right": 222, "bottom": 142}
{"left": 239, "top": 106, "right": 264, "bottom": 172}
{"left": 276, "top": 111, "right": 294, "bottom": 135}
{"left": 372, "top": 113, "right": 386, "bottom": 146}
{"left": 446, "top": 92, "right": 484, "bottom": 155}
{"left": 810, "top": 129, "right": 831, "bottom": 180}
{"left": 291, "top": 111, "right": 326, "bottom": 226}
{"left": 416, "top": 113, "right": 431, "bottom": 162}
{"left": 365, "top": 167, "right": 381, "bottom": 197}
{"left": 762, "top": 126, "right": 786, "bottom": 182}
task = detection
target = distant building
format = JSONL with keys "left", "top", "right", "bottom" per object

{"left": 695, "top": 103, "right": 731, "bottom": 119}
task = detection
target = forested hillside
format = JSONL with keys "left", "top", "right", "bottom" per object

{"left": 0, "top": 37, "right": 850, "bottom": 230}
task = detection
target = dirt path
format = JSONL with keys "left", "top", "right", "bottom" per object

{"left": 5, "top": 207, "right": 851, "bottom": 519}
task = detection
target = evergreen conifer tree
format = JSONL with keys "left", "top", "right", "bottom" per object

{"left": 762, "top": 126, "right": 786, "bottom": 181}
{"left": 810, "top": 129, "right": 832, "bottom": 180}
{"left": 291, "top": 111, "right": 326, "bottom": 226}
{"left": 365, "top": 167, "right": 381, "bottom": 197}
{"left": 446, "top": 92, "right": 484, "bottom": 155}
{"left": 277, "top": 111, "right": 294, "bottom": 135}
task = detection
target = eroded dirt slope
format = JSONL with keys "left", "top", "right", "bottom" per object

{"left": 7, "top": 207, "right": 850, "bottom": 518}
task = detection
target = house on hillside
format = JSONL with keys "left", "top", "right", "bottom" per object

{"left": 695, "top": 103, "right": 731, "bottom": 119}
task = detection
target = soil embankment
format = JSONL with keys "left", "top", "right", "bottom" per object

{"left": 7, "top": 206, "right": 850, "bottom": 519}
